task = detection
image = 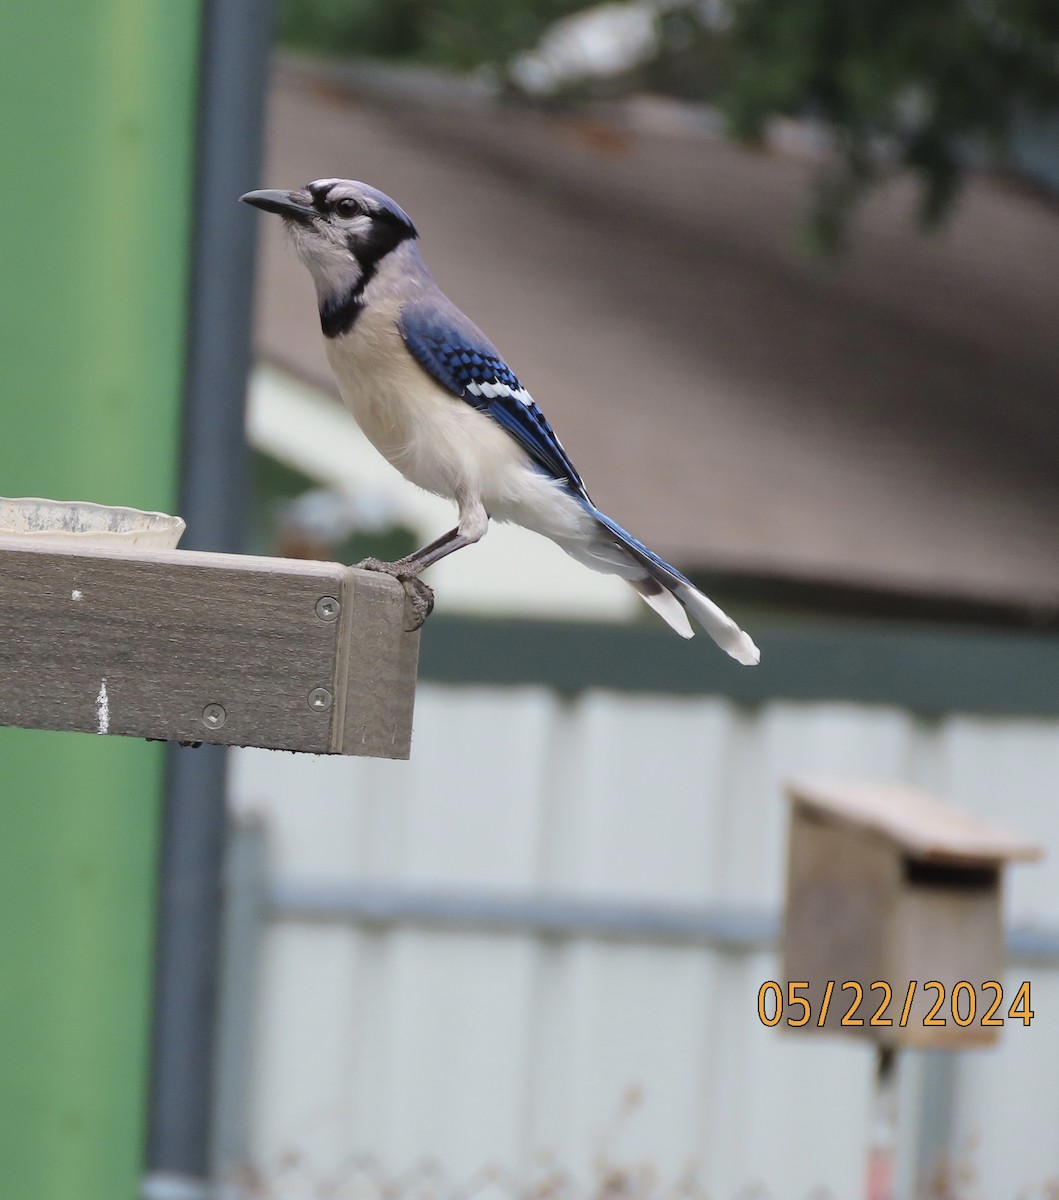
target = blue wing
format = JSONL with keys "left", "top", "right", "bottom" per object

{"left": 399, "top": 296, "right": 590, "bottom": 500}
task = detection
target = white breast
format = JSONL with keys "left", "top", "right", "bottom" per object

{"left": 324, "top": 299, "right": 594, "bottom": 544}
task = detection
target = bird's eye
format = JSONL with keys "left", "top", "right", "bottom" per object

{"left": 334, "top": 198, "right": 361, "bottom": 218}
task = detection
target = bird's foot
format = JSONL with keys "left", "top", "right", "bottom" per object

{"left": 353, "top": 557, "right": 435, "bottom": 632}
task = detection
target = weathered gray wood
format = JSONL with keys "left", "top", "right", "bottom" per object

{"left": 334, "top": 569, "right": 421, "bottom": 759}
{"left": 788, "top": 777, "right": 1042, "bottom": 864}
{"left": 783, "top": 813, "right": 900, "bottom": 1040}
{"left": 0, "top": 538, "right": 418, "bottom": 757}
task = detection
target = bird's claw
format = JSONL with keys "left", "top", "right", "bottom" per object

{"left": 353, "top": 558, "right": 434, "bottom": 632}
{"left": 399, "top": 576, "right": 435, "bottom": 631}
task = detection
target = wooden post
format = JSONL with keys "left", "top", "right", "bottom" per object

{"left": 866, "top": 1046, "right": 898, "bottom": 1200}
{"left": 0, "top": 538, "right": 419, "bottom": 759}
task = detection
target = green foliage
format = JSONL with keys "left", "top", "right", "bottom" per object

{"left": 275, "top": 0, "right": 1058, "bottom": 250}
{"left": 718, "top": 0, "right": 1059, "bottom": 252}
{"left": 276, "top": 0, "right": 588, "bottom": 70}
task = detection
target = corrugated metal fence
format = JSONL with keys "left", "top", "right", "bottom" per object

{"left": 218, "top": 681, "right": 1059, "bottom": 1199}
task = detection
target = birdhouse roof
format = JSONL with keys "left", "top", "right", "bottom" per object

{"left": 788, "top": 778, "right": 1043, "bottom": 865}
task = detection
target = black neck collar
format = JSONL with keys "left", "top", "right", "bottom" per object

{"left": 320, "top": 285, "right": 364, "bottom": 338}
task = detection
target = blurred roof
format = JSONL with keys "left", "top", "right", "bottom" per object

{"left": 250, "top": 57, "right": 1059, "bottom": 614}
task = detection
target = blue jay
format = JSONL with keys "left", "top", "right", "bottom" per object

{"left": 241, "top": 179, "right": 759, "bottom": 664}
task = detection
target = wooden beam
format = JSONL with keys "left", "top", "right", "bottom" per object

{"left": 0, "top": 538, "right": 419, "bottom": 758}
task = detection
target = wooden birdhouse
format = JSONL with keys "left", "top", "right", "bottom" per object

{"left": 780, "top": 778, "right": 1041, "bottom": 1048}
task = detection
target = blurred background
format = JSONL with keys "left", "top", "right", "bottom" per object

{"left": 3, "top": 1, "right": 1059, "bottom": 1198}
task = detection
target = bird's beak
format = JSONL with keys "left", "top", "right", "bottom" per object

{"left": 240, "top": 189, "right": 316, "bottom": 224}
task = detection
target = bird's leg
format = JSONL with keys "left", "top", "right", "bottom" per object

{"left": 355, "top": 529, "right": 462, "bottom": 631}
{"left": 354, "top": 500, "right": 488, "bottom": 631}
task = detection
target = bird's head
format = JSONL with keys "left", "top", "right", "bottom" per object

{"left": 240, "top": 178, "right": 418, "bottom": 302}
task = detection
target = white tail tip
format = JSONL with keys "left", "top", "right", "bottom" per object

{"left": 675, "top": 583, "right": 761, "bottom": 666}
{"left": 725, "top": 630, "right": 761, "bottom": 666}
{"left": 631, "top": 580, "right": 695, "bottom": 638}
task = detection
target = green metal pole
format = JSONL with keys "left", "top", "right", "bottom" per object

{"left": 0, "top": 2, "right": 200, "bottom": 1197}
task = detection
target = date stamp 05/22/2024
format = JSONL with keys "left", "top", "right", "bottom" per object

{"left": 757, "top": 980, "right": 1034, "bottom": 1030}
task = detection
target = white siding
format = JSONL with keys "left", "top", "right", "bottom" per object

{"left": 227, "top": 685, "right": 1059, "bottom": 1198}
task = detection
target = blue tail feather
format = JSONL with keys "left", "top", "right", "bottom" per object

{"left": 588, "top": 506, "right": 693, "bottom": 590}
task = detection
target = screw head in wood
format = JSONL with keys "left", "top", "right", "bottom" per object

{"left": 201, "top": 703, "right": 227, "bottom": 729}
{"left": 315, "top": 595, "right": 340, "bottom": 622}
{"left": 308, "top": 687, "right": 333, "bottom": 713}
